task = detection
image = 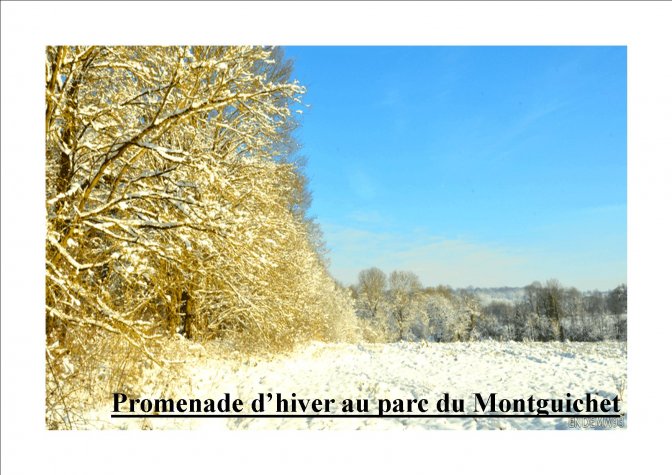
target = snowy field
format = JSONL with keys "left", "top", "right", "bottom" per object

{"left": 85, "top": 340, "right": 626, "bottom": 430}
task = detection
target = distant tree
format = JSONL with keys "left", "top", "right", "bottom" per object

{"left": 483, "top": 301, "right": 516, "bottom": 340}
{"left": 424, "top": 284, "right": 454, "bottom": 300}
{"left": 455, "top": 291, "right": 482, "bottom": 341}
{"left": 608, "top": 284, "right": 627, "bottom": 341}
{"left": 511, "top": 302, "right": 532, "bottom": 341}
{"left": 542, "top": 279, "right": 565, "bottom": 341}
{"left": 558, "top": 287, "right": 581, "bottom": 340}
{"left": 607, "top": 284, "right": 627, "bottom": 316}
{"left": 584, "top": 290, "right": 606, "bottom": 316}
{"left": 424, "top": 293, "right": 454, "bottom": 342}
{"left": 357, "top": 267, "right": 387, "bottom": 320}
{"left": 562, "top": 287, "right": 583, "bottom": 317}
{"left": 388, "top": 271, "right": 422, "bottom": 340}
{"left": 520, "top": 280, "right": 564, "bottom": 341}
{"left": 522, "top": 281, "right": 544, "bottom": 340}
{"left": 578, "top": 290, "right": 607, "bottom": 340}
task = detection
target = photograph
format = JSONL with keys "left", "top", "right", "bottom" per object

{"left": 44, "top": 45, "right": 627, "bottom": 430}
{"left": 5, "top": 1, "right": 672, "bottom": 474}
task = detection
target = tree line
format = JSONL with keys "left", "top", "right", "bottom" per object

{"left": 46, "top": 46, "right": 357, "bottom": 352}
{"left": 351, "top": 268, "right": 627, "bottom": 343}
{"left": 45, "top": 46, "right": 358, "bottom": 427}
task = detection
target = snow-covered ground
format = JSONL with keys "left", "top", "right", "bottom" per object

{"left": 84, "top": 340, "right": 626, "bottom": 430}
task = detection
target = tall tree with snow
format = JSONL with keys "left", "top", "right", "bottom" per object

{"left": 45, "top": 46, "right": 357, "bottom": 428}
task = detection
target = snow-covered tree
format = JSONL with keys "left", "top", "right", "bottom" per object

{"left": 388, "top": 270, "right": 422, "bottom": 340}
{"left": 357, "top": 267, "right": 387, "bottom": 320}
{"left": 45, "top": 46, "right": 355, "bottom": 427}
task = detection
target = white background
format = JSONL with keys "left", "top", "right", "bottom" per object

{"left": 2, "top": 1, "right": 671, "bottom": 474}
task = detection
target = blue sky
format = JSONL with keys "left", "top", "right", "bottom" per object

{"left": 284, "top": 46, "right": 626, "bottom": 291}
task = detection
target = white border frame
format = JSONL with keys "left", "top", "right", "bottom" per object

{"left": 2, "top": 1, "right": 671, "bottom": 474}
